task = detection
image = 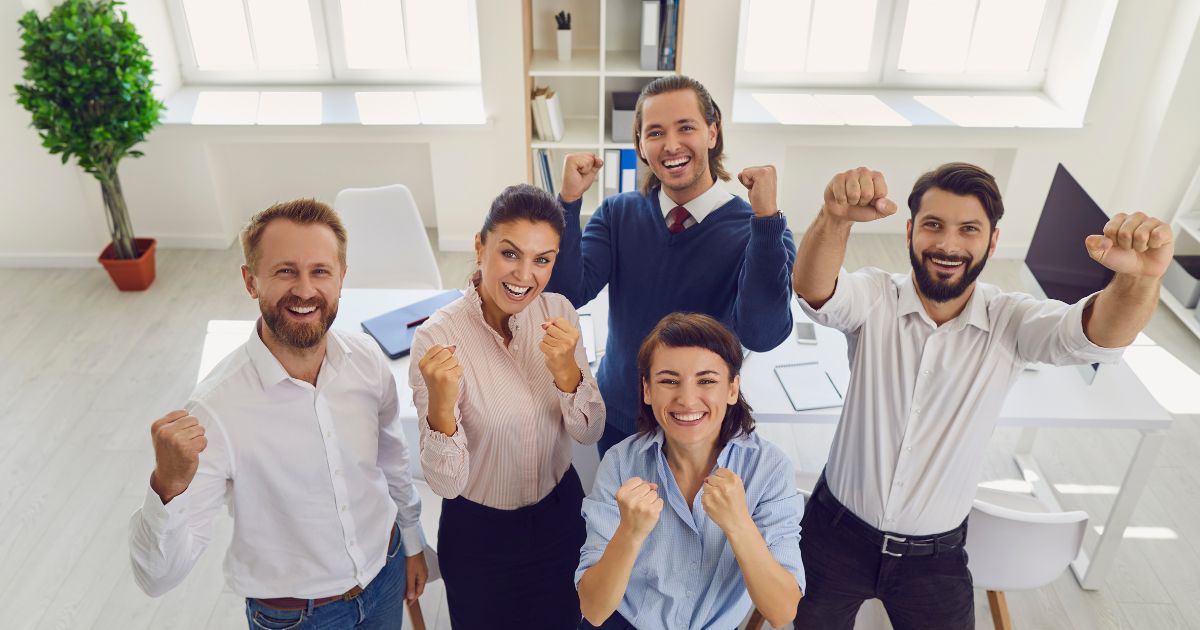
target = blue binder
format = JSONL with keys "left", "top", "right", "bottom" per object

{"left": 361, "top": 290, "right": 463, "bottom": 359}
{"left": 619, "top": 149, "right": 638, "bottom": 192}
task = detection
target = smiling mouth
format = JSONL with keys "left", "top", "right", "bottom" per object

{"left": 284, "top": 304, "right": 320, "bottom": 319}
{"left": 662, "top": 156, "right": 691, "bottom": 173}
{"left": 502, "top": 281, "right": 531, "bottom": 299}
{"left": 669, "top": 411, "right": 706, "bottom": 426}
{"left": 927, "top": 255, "right": 967, "bottom": 274}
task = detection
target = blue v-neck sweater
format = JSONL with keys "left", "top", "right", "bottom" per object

{"left": 547, "top": 189, "right": 796, "bottom": 435}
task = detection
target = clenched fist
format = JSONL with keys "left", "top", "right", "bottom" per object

{"left": 1086, "top": 212, "right": 1174, "bottom": 278}
{"left": 738, "top": 165, "right": 780, "bottom": 218}
{"left": 561, "top": 153, "right": 605, "bottom": 204}
{"left": 540, "top": 318, "right": 582, "bottom": 393}
{"left": 701, "top": 468, "right": 752, "bottom": 535}
{"left": 616, "top": 477, "right": 663, "bottom": 542}
{"left": 150, "top": 410, "right": 207, "bottom": 504}
{"left": 823, "top": 167, "right": 898, "bottom": 223}
{"left": 417, "top": 344, "right": 463, "bottom": 433}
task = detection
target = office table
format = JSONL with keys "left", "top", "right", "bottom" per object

{"left": 202, "top": 287, "right": 1171, "bottom": 590}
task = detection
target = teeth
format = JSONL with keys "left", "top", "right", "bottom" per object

{"left": 503, "top": 282, "right": 530, "bottom": 296}
{"left": 931, "top": 258, "right": 963, "bottom": 267}
{"left": 289, "top": 306, "right": 316, "bottom": 314}
{"left": 664, "top": 157, "right": 690, "bottom": 168}
{"left": 671, "top": 412, "right": 704, "bottom": 421}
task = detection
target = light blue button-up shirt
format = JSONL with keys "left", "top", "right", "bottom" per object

{"left": 576, "top": 429, "right": 805, "bottom": 630}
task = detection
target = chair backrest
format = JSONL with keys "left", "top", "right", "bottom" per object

{"left": 335, "top": 184, "right": 443, "bottom": 290}
{"left": 965, "top": 497, "right": 1088, "bottom": 591}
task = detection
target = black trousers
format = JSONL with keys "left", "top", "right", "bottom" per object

{"left": 439, "top": 466, "right": 586, "bottom": 630}
{"left": 794, "top": 478, "right": 975, "bottom": 630}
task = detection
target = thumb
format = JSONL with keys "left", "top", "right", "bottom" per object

{"left": 1085, "top": 235, "right": 1111, "bottom": 262}
{"left": 875, "top": 198, "right": 898, "bottom": 215}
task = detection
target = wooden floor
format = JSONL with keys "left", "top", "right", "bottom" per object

{"left": 1, "top": 232, "right": 1198, "bottom": 629}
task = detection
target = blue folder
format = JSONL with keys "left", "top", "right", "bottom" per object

{"left": 361, "top": 290, "right": 463, "bottom": 359}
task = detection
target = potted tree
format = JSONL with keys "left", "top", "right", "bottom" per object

{"left": 15, "top": 0, "right": 164, "bottom": 291}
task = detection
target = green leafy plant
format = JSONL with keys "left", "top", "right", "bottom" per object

{"left": 15, "top": 0, "right": 163, "bottom": 260}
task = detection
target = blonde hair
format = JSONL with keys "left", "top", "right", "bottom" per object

{"left": 240, "top": 198, "right": 348, "bottom": 271}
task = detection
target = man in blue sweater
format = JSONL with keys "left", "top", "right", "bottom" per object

{"left": 548, "top": 75, "right": 796, "bottom": 456}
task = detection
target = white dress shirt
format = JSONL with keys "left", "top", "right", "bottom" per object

{"left": 798, "top": 268, "right": 1125, "bottom": 535}
{"left": 129, "top": 325, "right": 426, "bottom": 599}
{"left": 658, "top": 180, "right": 735, "bottom": 230}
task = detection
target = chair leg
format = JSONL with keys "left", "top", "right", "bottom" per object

{"left": 746, "top": 607, "right": 766, "bottom": 630}
{"left": 406, "top": 598, "right": 426, "bottom": 630}
{"left": 987, "top": 591, "right": 1012, "bottom": 630}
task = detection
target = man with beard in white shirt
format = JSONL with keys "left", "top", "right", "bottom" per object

{"left": 790, "top": 163, "right": 1172, "bottom": 629}
{"left": 129, "top": 199, "right": 428, "bottom": 629}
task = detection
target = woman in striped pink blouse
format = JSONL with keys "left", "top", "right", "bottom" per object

{"left": 410, "top": 183, "right": 606, "bottom": 628}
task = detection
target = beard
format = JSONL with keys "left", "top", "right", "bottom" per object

{"left": 908, "top": 242, "right": 989, "bottom": 303}
{"left": 260, "top": 294, "right": 338, "bottom": 350}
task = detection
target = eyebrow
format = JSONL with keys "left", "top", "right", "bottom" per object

{"left": 500, "top": 239, "right": 557, "bottom": 256}
{"left": 653, "top": 369, "right": 722, "bottom": 377}
{"left": 921, "top": 214, "right": 983, "bottom": 227}
{"left": 272, "top": 261, "right": 333, "bottom": 269}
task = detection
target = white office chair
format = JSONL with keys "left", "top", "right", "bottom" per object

{"left": 967, "top": 487, "right": 1089, "bottom": 630}
{"left": 334, "top": 184, "right": 443, "bottom": 290}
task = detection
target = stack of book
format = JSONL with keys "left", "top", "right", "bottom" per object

{"left": 531, "top": 149, "right": 556, "bottom": 196}
{"left": 530, "top": 86, "right": 565, "bottom": 142}
{"left": 641, "top": 0, "right": 681, "bottom": 71}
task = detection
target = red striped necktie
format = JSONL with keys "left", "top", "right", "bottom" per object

{"left": 668, "top": 205, "right": 692, "bottom": 235}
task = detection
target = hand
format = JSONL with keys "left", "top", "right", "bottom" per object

{"left": 562, "top": 153, "right": 604, "bottom": 203}
{"left": 540, "top": 318, "right": 582, "bottom": 392}
{"left": 615, "top": 477, "right": 663, "bottom": 542}
{"left": 405, "top": 551, "right": 428, "bottom": 602}
{"left": 1086, "top": 212, "right": 1174, "bottom": 278}
{"left": 417, "top": 344, "right": 463, "bottom": 421}
{"left": 701, "top": 468, "right": 752, "bottom": 534}
{"left": 149, "top": 410, "right": 207, "bottom": 503}
{"left": 738, "top": 165, "right": 780, "bottom": 218}
{"left": 822, "top": 167, "right": 897, "bottom": 223}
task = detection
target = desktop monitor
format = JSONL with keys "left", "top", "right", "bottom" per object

{"left": 1025, "top": 163, "right": 1115, "bottom": 305}
{"left": 1023, "top": 163, "right": 1116, "bottom": 382}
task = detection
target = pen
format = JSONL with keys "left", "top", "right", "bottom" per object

{"left": 406, "top": 316, "right": 429, "bottom": 328}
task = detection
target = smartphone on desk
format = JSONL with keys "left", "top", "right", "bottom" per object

{"left": 794, "top": 322, "right": 818, "bottom": 344}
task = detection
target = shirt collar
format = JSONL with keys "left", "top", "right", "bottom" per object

{"left": 896, "top": 273, "right": 991, "bottom": 332}
{"left": 635, "top": 427, "right": 762, "bottom": 461}
{"left": 657, "top": 180, "right": 733, "bottom": 224}
{"left": 245, "top": 319, "right": 351, "bottom": 389}
{"left": 464, "top": 280, "right": 528, "bottom": 340}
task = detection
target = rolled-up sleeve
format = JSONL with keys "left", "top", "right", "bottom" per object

{"left": 796, "top": 267, "right": 886, "bottom": 335}
{"left": 576, "top": 450, "right": 624, "bottom": 587}
{"left": 376, "top": 351, "right": 427, "bottom": 556}
{"left": 409, "top": 325, "right": 470, "bottom": 499}
{"left": 753, "top": 450, "right": 806, "bottom": 592}
{"left": 557, "top": 303, "right": 605, "bottom": 445}
{"left": 1008, "top": 292, "right": 1127, "bottom": 366}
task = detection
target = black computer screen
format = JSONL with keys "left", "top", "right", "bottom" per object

{"left": 1025, "top": 164, "right": 1115, "bottom": 304}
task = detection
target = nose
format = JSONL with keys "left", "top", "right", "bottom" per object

{"left": 513, "top": 259, "right": 534, "bottom": 283}
{"left": 675, "top": 381, "right": 701, "bottom": 406}
{"left": 292, "top": 272, "right": 319, "bottom": 299}
{"left": 663, "top": 131, "right": 683, "bottom": 154}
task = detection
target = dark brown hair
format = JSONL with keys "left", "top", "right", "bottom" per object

{"left": 633, "top": 75, "right": 730, "bottom": 195}
{"left": 908, "top": 162, "right": 1005, "bottom": 230}
{"left": 636, "top": 312, "right": 754, "bottom": 448}
{"left": 479, "top": 183, "right": 565, "bottom": 243}
{"left": 241, "top": 198, "right": 347, "bottom": 272}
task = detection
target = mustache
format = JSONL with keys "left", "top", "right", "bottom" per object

{"left": 277, "top": 295, "right": 325, "bottom": 309}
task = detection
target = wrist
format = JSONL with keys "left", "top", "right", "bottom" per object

{"left": 560, "top": 192, "right": 582, "bottom": 205}
{"left": 553, "top": 367, "right": 582, "bottom": 393}
{"left": 613, "top": 523, "right": 650, "bottom": 549}
{"left": 427, "top": 407, "right": 458, "bottom": 434}
{"left": 720, "top": 513, "right": 758, "bottom": 540}
{"left": 150, "top": 470, "right": 188, "bottom": 504}
{"left": 817, "top": 206, "right": 854, "bottom": 229}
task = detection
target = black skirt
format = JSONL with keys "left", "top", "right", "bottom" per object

{"left": 438, "top": 466, "right": 586, "bottom": 630}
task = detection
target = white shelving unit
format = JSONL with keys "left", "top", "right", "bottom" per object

{"left": 1164, "top": 166, "right": 1200, "bottom": 338}
{"left": 523, "top": 0, "right": 684, "bottom": 214}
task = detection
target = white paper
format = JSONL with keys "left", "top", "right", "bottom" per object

{"left": 774, "top": 362, "right": 843, "bottom": 411}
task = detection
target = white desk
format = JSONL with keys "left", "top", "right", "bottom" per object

{"left": 203, "top": 287, "right": 1171, "bottom": 591}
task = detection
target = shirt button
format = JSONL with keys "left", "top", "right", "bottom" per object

{"left": 906, "top": 446, "right": 913, "bottom": 452}
{"left": 325, "top": 431, "right": 332, "bottom": 438}
{"left": 341, "top": 505, "right": 347, "bottom": 512}
{"left": 335, "top": 469, "right": 342, "bottom": 475}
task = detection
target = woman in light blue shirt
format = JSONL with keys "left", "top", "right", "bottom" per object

{"left": 576, "top": 313, "right": 804, "bottom": 629}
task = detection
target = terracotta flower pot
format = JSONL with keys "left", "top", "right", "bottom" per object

{"left": 98, "top": 237, "right": 156, "bottom": 291}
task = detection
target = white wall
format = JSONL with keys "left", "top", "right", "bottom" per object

{"left": 2, "top": 0, "right": 526, "bottom": 265}
{"left": 684, "top": 0, "right": 1200, "bottom": 257}
{"left": 4, "top": 0, "right": 1200, "bottom": 266}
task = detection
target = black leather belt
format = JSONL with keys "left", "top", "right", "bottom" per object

{"left": 814, "top": 479, "right": 965, "bottom": 557}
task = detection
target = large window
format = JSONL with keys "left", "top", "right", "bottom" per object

{"left": 737, "top": 0, "right": 1061, "bottom": 90}
{"left": 167, "top": 0, "right": 481, "bottom": 85}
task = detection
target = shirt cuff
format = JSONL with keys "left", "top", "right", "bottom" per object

{"left": 421, "top": 421, "right": 467, "bottom": 457}
{"left": 748, "top": 211, "right": 787, "bottom": 242}
{"left": 398, "top": 523, "right": 427, "bottom": 558}
{"left": 796, "top": 268, "right": 850, "bottom": 316}
{"left": 139, "top": 484, "right": 191, "bottom": 534}
{"left": 1064, "top": 291, "right": 1128, "bottom": 359}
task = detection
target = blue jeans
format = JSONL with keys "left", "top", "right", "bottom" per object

{"left": 244, "top": 532, "right": 408, "bottom": 630}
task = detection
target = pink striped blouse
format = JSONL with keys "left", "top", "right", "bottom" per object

{"left": 409, "top": 284, "right": 605, "bottom": 509}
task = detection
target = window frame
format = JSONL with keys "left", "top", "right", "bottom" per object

{"left": 165, "top": 0, "right": 481, "bottom": 87}
{"left": 734, "top": 0, "right": 1064, "bottom": 91}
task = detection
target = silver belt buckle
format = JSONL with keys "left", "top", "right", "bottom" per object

{"left": 881, "top": 533, "right": 907, "bottom": 557}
